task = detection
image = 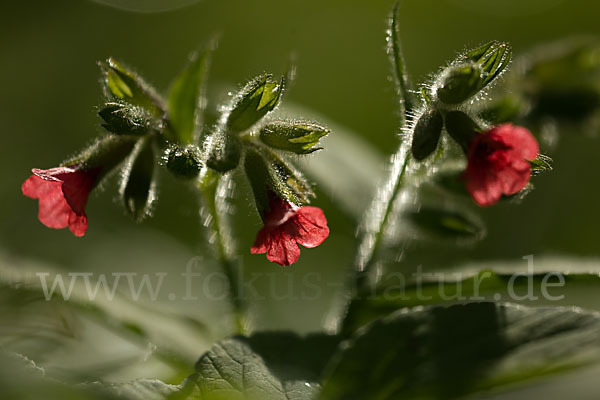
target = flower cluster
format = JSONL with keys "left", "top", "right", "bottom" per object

{"left": 22, "top": 46, "right": 329, "bottom": 266}
{"left": 408, "top": 41, "right": 549, "bottom": 207}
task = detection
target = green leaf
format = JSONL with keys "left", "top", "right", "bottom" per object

{"left": 1, "top": 352, "right": 183, "bottom": 400}
{"left": 100, "top": 58, "right": 165, "bottom": 118}
{"left": 322, "top": 302, "right": 600, "bottom": 400}
{"left": 342, "top": 269, "right": 600, "bottom": 334}
{"left": 168, "top": 45, "right": 213, "bottom": 144}
{"left": 120, "top": 136, "right": 156, "bottom": 222}
{"left": 192, "top": 332, "right": 340, "bottom": 400}
{"left": 0, "top": 253, "right": 213, "bottom": 376}
{"left": 89, "top": 379, "right": 180, "bottom": 400}
{"left": 404, "top": 206, "right": 485, "bottom": 240}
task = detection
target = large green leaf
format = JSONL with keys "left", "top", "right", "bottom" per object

{"left": 343, "top": 258, "right": 600, "bottom": 334}
{"left": 321, "top": 302, "right": 600, "bottom": 400}
{"left": 191, "top": 332, "right": 341, "bottom": 400}
{"left": 0, "top": 351, "right": 183, "bottom": 400}
{"left": 0, "top": 252, "right": 213, "bottom": 379}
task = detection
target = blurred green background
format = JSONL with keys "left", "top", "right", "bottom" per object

{"left": 1, "top": 0, "right": 600, "bottom": 383}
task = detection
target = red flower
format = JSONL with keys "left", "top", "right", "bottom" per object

{"left": 251, "top": 196, "right": 329, "bottom": 266}
{"left": 22, "top": 166, "right": 100, "bottom": 237}
{"left": 463, "top": 124, "right": 539, "bottom": 207}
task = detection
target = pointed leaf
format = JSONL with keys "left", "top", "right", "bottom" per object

{"left": 168, "top": 45, "right": 213, "bottom": 144}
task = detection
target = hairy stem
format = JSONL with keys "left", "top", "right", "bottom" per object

{"left": 389, "top": 0, "right": 414, "bottom": 125}
{"left": 330, "top": 1, "right": 416, "bottom": 329}
{"left": 354, "top": 145, "right": 411, "bottom": 292}
{"left": 197, "top": 170, "right": 248, "bottom": 335}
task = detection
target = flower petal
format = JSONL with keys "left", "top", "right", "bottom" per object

{"left": 491, "top": 124, "right": 539, "bottom": 161}
{"left": 23, "top": 167, "right": 96, "bottom": 236}
{"left": 58, "top": 169, "right": 99, "bottom": 215}
{"left": 22, "top": 175, "right": 72, "bottom": 229}
{"left": 251, "top": 227, "right": 272, "bottom": 254}
{"left": 292, "top": 206, "right": 329, "bottom": 248}
{"left": 497, "top": 159, "right": 531, "bottom": 196}
{"left": 68, "top": 213, "right": 88, "bottom": 237}
{"left": 465, "top": 172, "right": 502, "bottom": 207}
{"left": 266, "top": 231, "right": 301, "bottom": 266}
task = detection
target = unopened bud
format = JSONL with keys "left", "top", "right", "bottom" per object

{"left": 411, "top": 109, "right": 443, "bottom": 160}
{"left": 259, "top": 120, "right": 329, "bottom": 154}
{"left": 226, "top": 74, "right": 284, "bottom": 133}
{"left": 166, "top": 145, "right": 203, "bottom": 179}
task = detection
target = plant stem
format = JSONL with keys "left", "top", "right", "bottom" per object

{"left": 389, "top": 0, "right": 414, "bottom": 126}
{"left": 330, "top": 1, "right": 415, "bottom": 328}
{"left": 354, "top": 145, "right": 411, "bottom": 293}
{"left": 352, "top": 0, "right": 415, "bottom": 294}
{"left": 197, "top": 170, "right": 248, "bottom": 335}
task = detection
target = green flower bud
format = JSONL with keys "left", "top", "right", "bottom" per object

{"left": 205, "top": 132, "right": 242, "bottom": 173}
{"left": 166, "top": 145, "right": 203, "bottom": 179}
{"left": 226, "top": 74, "right": 284, "bottom": 133}
{"left": 462, "top": 40, "right": 512, "bottom": 86}
{"left": 436, "top": 41, "right": 512, "bottom": 105}
{"left": 244, "top": 145, "right": 313, "bottom": 216}
{"left": 99, "top": 57, "right": 165, "bottom": 118}
{"left": 436, "top": 63, "right": 485, "bottom": 105}
{"left": 99, "top": 102, "right": 152, "bottom": 135}
{"left": 259, "top": 120, "right": 329, "bottom": 154}
{"left": 443, "top": 111, "right": 480, "bottom": 152}
{"left": 411, "top": 109, "right": 443, "bottom": 161}
{"left": 121, "top": 136, "right": 156, "bottom": 222}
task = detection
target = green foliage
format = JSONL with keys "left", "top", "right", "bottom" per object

{"left": 322, "top": 302, "right": 600, "bottom": 400}
{"left": 404, "top": 206, "right": 484, "bottom": 241}
{"left": 343, "top": 268, "right": 600, "bottom": 334}
{"left": 190, "top": 333, "right": 340, "bottom": 400}
{"left": 167, "top": 45, "right": 213, "bottom": 144}
{"left": 121, "top": 136, "right": 156, "bottom": 221}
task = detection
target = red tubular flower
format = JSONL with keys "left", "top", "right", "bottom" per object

{"left": 22, "top": 166, "right": 100, "bottom": 237}
{"left": 251, "top": 195, "right": 329, "bottom": 266}
{"left": 463, "top": 123, "right": 539, "bottom": 207}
